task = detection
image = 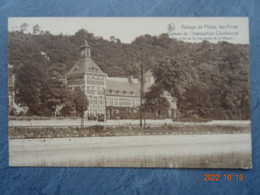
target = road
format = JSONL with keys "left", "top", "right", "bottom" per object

{"left": 9, "top": 133, "right": 252, "bottom": 168}
{"left": 9, "top": 119, "right": 251, "bottom": 127}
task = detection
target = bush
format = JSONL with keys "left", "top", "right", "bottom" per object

{"left": 87, "top": 125, "right": 104, "bottom": 131}
{"left": 178, "top": 118, "right": 211, "bottom": 122}
{"left": 97, "top": 114, "right": 105, "bottom": 122}
{"left": 88, "top": 114, "right": 97, "bottom": 121}
{"left": 60, "top": 104, "right": 76, "bottom": 117}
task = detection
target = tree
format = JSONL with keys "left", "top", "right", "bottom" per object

{"left": 8, "top": 29, "right": 250, "bottom": 119}
{"left": 14, "top": 64, "right": 68, "bottom": 117}
{"left": 68, "top": 87, "right": 88, "bottom": 117}
{"left": 59, "top": 92, "right": 75, "bottom": 117}
{"left": 47, "top": 79, "right": 67, "bottom": 116}
{"left": 154, "top": 56, "right": 199, "bottom": 95}
{"left": 183, "top": 84, "right": 212, "bottom": 118}
{"left": 20, "top": 23, "right": 28, "bottom": 33}
{"left": 33, "top": 24, "right": 40, "bottom": 35}
{"left": 144, "top": 84, "right": 170, "bottom": 119}
{"left": 15, "top": 64, "right": 50, "bottom": 115}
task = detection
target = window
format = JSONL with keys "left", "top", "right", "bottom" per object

{"left": 113, "top": 98, "right": 116, "bottom": 106}
{"left": 74, "top": 66, "right": 79, "bottom": 72}
{"left": 94, "top": 97, "right": 97, "bottom": 104}
{"left": 135, "top": 99, "right": 140, "bottom": 106}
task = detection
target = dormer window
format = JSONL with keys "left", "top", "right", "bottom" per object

{"left": 74, "top": 66, "right": 79, "bottom": 72}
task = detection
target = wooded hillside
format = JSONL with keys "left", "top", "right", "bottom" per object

{"left": 8, "top": 27, "right": 250, "bottom": 119}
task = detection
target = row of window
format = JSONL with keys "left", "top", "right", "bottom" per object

{"left": 108, "top": 90, "right": 135, "bottom": 96}
{"left": 88, "top": 96, "right": 104, "bottom": 105}
{"left": 106, "top": 97, "right": 140, "bottom": 107}
{"left": 67, "top": 85, "right": 84, "bottom": 91}
{"left": 87, "top": 86, "right": 105, "bottom": 91}
{"left": 87, "top": 75, "right": 105, "bottom": 80}
{"left": 68, "top": 83, "right": 137, "bottom": 97}
{"left": 87, "top": 107, "right": 105, "bottom": 112}
{"left": 87, "top": 95, "right": 140, "bottom": 107}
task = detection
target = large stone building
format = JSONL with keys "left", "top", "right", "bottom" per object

{"left": 65, "top": 40, "right": 177, "bottom": 120}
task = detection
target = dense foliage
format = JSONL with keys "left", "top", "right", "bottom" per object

{"left": 8, "top": 26, "right": 250, "bottom": 119}
{"left": 144, "top": 84, "right": 170, "bottom": 119}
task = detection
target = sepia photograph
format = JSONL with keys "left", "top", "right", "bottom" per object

{"left": 8, "top": 17, "right": 251, "bottom": 168}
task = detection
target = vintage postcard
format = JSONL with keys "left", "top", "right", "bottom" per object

{"left": 8, "top": 17, "right": 251, "bottom": 168}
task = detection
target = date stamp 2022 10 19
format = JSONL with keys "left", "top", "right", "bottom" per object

{"left": 204, "top": 174, "right": 244, "bottom": 181}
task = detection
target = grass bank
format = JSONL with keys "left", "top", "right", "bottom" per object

{"left": 9, "top": 124, "right": 251, "bottom": 139}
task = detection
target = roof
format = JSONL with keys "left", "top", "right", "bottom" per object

{"left": 80, "top": 40, "right": 91, "bottom": 49}
{"left": 144, "top": 70, "right": 153, "bottom": 77}
{"left": 106, "top": 77, "right": 140, "bottom": 96}
{"left": 65, "top": 57, "right": 106, "bottom": 76}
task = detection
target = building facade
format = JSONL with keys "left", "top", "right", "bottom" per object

{"left": 65, "top": 40, "right": 177, "bottom": 120}
{"left": 8, "top": 75, "right": 15, "bottom": 112}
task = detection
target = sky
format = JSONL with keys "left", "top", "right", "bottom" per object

{"left": 8, "top": 17, "right": 249, "bottom": 44}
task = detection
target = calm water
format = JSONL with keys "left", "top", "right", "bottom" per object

{"left": 9, "top": 133, "right": 252, "bottom": 168}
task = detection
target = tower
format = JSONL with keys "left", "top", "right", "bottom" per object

{"left": 65, "top": 40, "right": 107, "bottom": 119}
{"left": 80, "top": 40, "right": 91, "bottom": 58}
